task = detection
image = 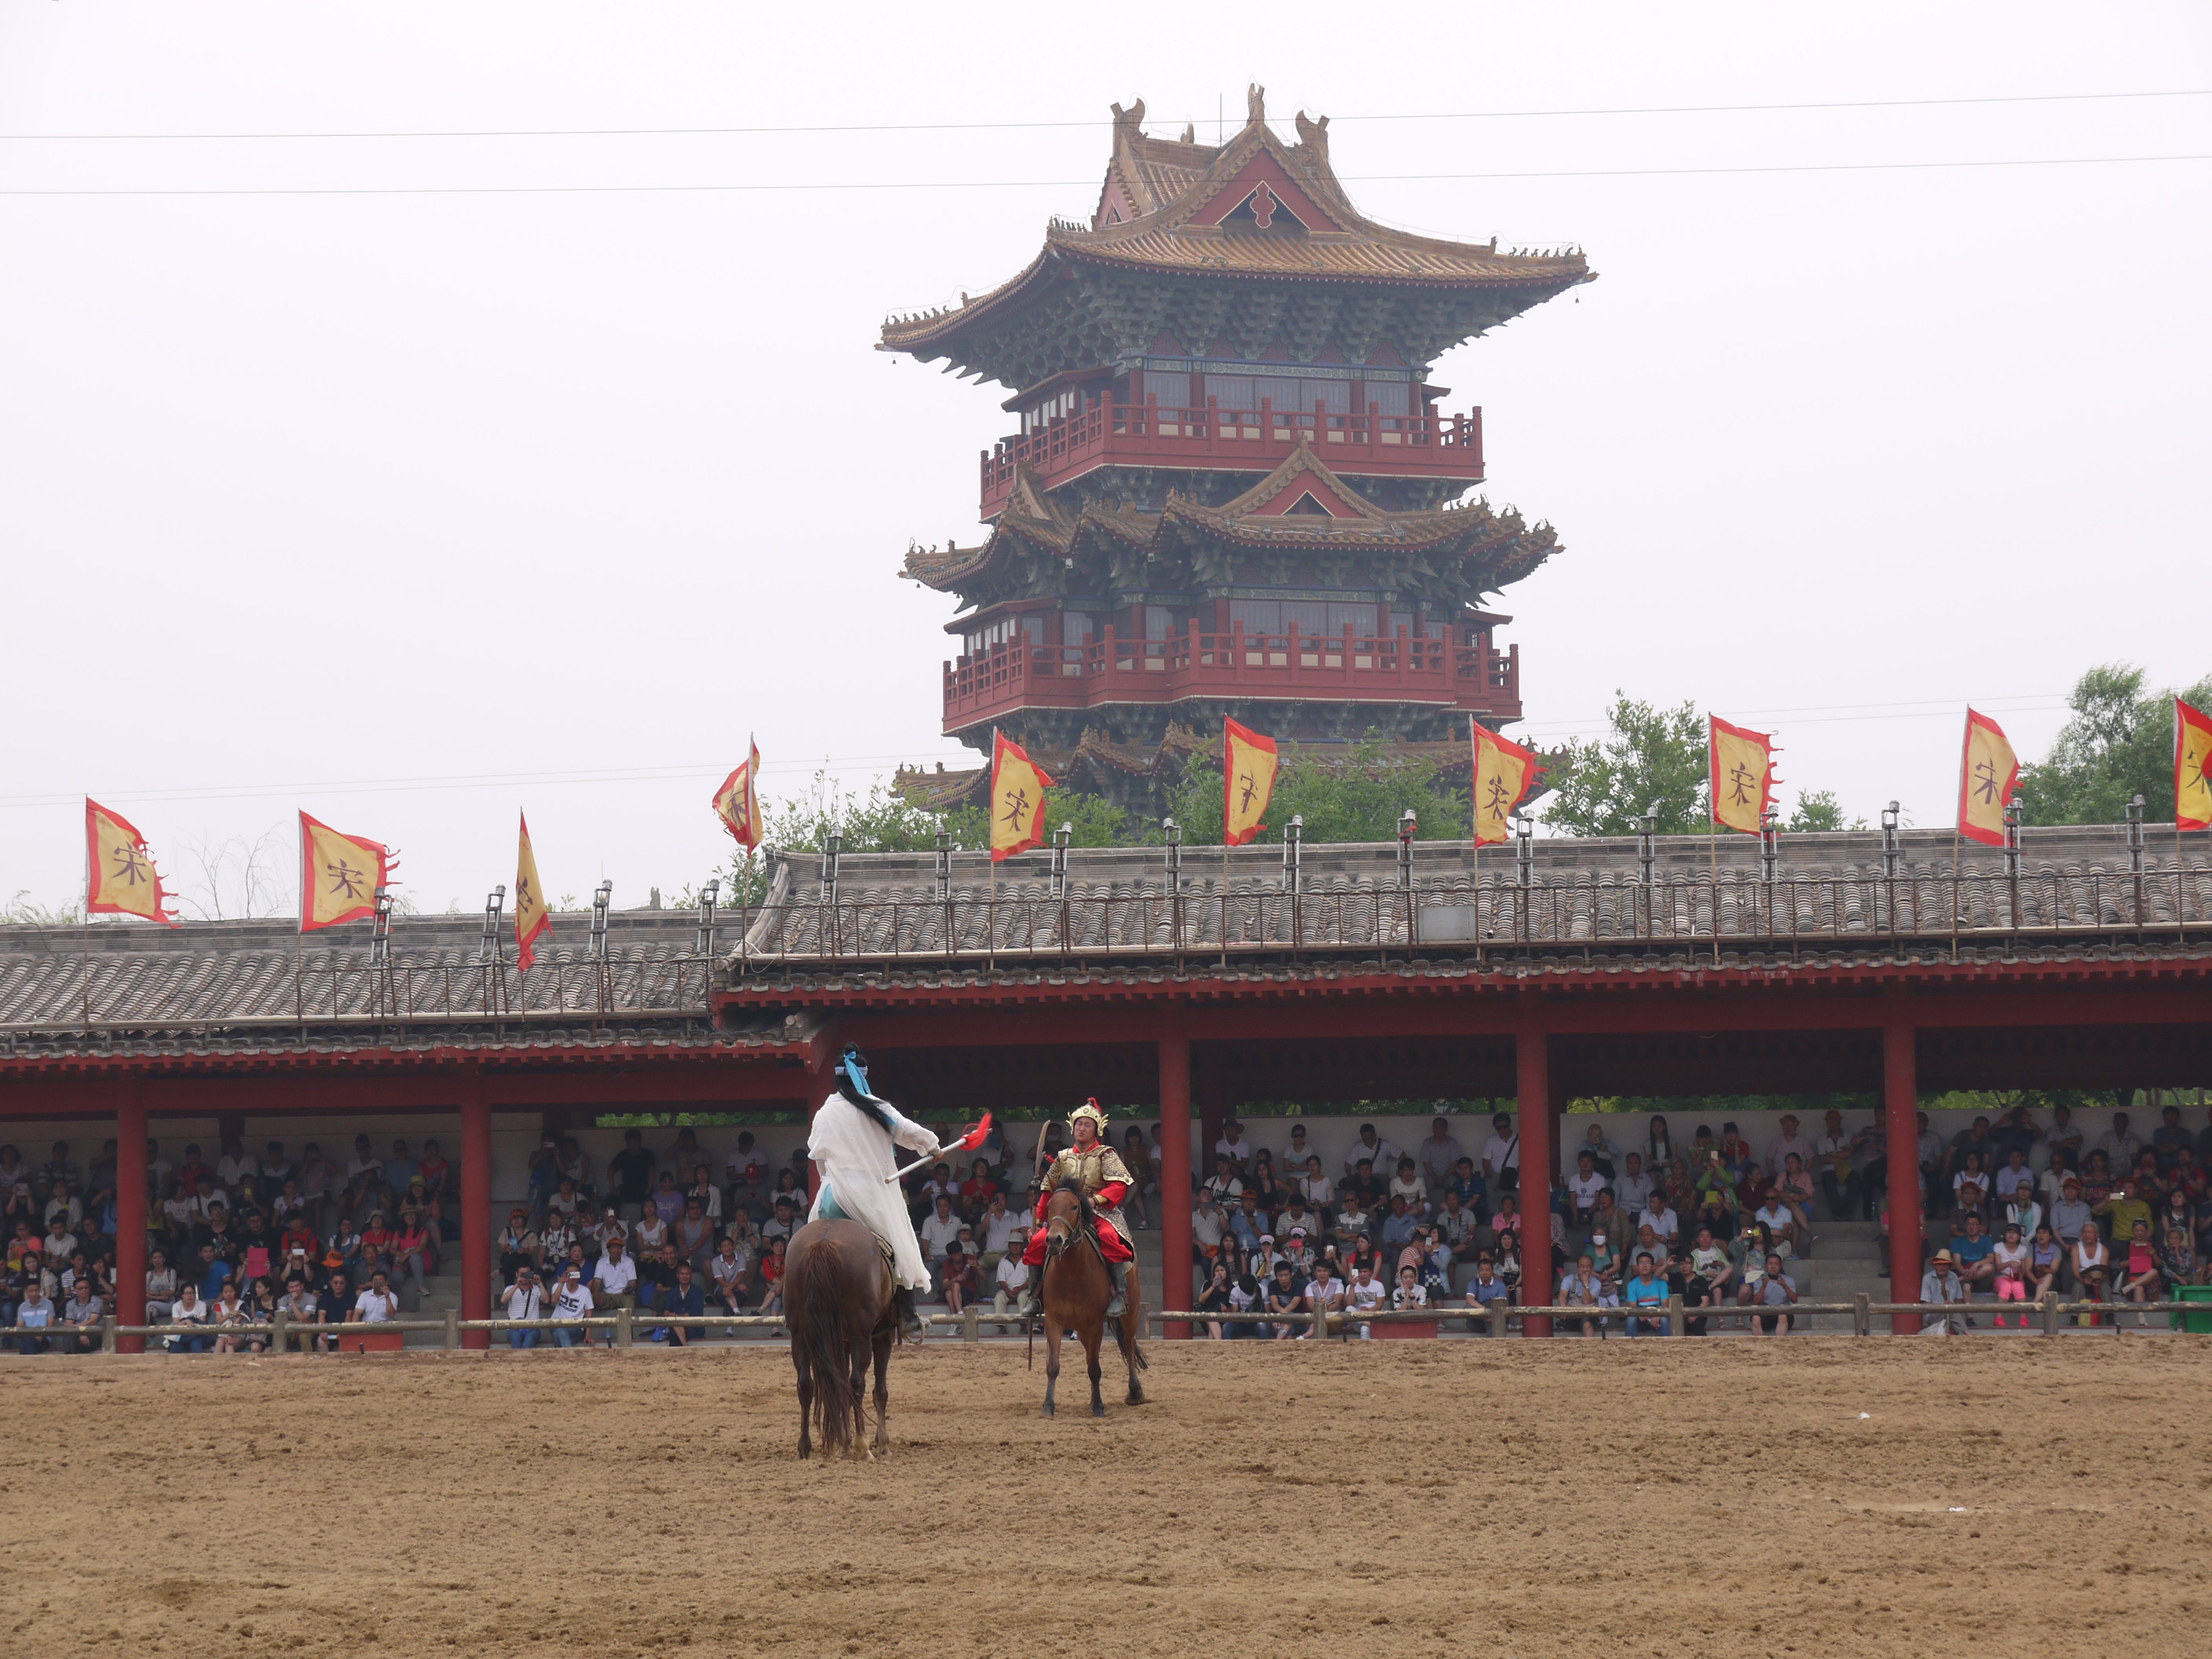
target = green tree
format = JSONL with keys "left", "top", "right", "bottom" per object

{"left": 2022, "top": 662, "right": 2212, "bottom": 825}
{"left": 1784, "top": 789, "right": 1866, "bottom": 832}
{"left": 1160, "top": 738, "right": 1472, "bottom": 844}
{"left": 1542, "top": 695, "right": 1708, "bottom": 836}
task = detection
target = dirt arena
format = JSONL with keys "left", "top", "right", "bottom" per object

{"left": 6, "top": 1336, "right": 2208, "bottom": 1657}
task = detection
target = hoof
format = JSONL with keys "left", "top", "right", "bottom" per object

{"left": 1092, "top": 1403, "right": 1106, "bottom": 1417}
{"left": 1040, "top": 1404, "right": 1054, "bottom": 1418}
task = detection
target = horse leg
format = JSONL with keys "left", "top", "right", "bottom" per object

{"left": 871, "top": 1323, "right": 892, "bottom": 1456}
{"left": 848, "top": 1337, "right": 873, "bottom": 1462}
{"left": 793, "top": 1336, "right": 814, "bottom": 1461}
{"left": 1121, "top": 1260, "right": 1146, "bottom": 1404}
{"left": 1042, "top": 1313, "right": 1060, "bottom": 1418}
{"left": 1085, "top": 1318, "right": 1105, "bottom": 1417}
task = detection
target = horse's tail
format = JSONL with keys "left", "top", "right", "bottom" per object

{"left": 790, "top": 1238, "right": 865, "bottom": 1455}
{"left": 1108, "top": 1317, "right": 1151, "bottom": 1372}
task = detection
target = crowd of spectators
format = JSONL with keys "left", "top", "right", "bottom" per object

{"left": 9, "top": 1100, "right": 2210, "bottom": 1353}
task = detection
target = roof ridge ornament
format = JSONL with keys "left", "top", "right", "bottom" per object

{"left": 1247, "top": 83, "right": 1265, "bottom": 130}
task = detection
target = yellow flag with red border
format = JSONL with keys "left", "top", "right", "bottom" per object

{"left": 1223, "top": 718, "right": 1279, "bottom": 848}
{"left": 298, "top": 811, "right": 396, "bottom": 932}
{"left": 1957, "top": 709, "right": 2020, "bottom": 847}
{"left": 712, "top": 738, "right": 764, "bottom": 851}
{"left": 2176, "top": 697, "right": 2212, "bottom": 832}
{"left": 1470, "top": 721, "right": 1545, "bottom": 845}
{"left": 1709, "top": 716, "right": 1780, "bottom": 835}
{"left": 988, "top": 730, "right": 1054, "bottom": 862}
{"left": 84, "top": 798, "right": 176, "bottom": 925}
{"left": 515, "top": 812, "right": 551, "bottom": 970}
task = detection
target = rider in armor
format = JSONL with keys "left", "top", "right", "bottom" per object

{"left": 1020, "top": 1100, "right": 1137, "bottom": 1317}
{"left": 805, "top": 1046, "right": 942, "bottom": 1338}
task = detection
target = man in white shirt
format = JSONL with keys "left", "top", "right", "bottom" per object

{"left": 1344, "top": 1124, "right": 1404, "bottom": 1181}
{"left": 2094, "top": 1112, "right": 2141, "bottom": 1172}
{"left": 1344, "top": 1262, "right": 1387, "bottom": 1338}
{"left": 991, "top": 1250, "right": 1031, "bottom": 1318}
{"left": 1191, "top": 1194, "right": 1228, "bottom": 1262}
{"left": 1566, "top": 1154, "right": 1610, "bottom": 1225}
{"left": 1481, "top": 1113, "right": 1520, "bottom": 1191}
{"left": 1302, "top": 1264, "right": 1345, "bottom": 1338}
{"left": 1417, "top": 1118, "right": 1464, "bottom": 1192}
{"left": 591, "top": 1236, "right": 639, "bottom": 1346}
{"left": 979, "top": 1193, "right": 1024, "bottom": 1266}
{"left": 918, "top": 1195, "right": 963, "bottom": 1265}
{"left": 550, "top": 1264, "right": 596, "bottom": 1347}
{"left": 502, "top": 1268, "right": 545, "bottom": 1348}
{"left": 1212, "top": 1119, "right": 1252, "bottom": 1176}
{"left": 1637, "top": 1194, "right": 1680, "bottom": 1253}
{"left": 352, "top": 1271, "right": 400, "bottom": 1324}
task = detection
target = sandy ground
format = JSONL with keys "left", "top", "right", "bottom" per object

{"left": 4, "top": 1335, "right": 2209, "bottom": 1658}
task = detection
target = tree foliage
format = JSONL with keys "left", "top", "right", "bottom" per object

{"left": 2021, "top": 662, "right": 2212, "bottom": 826}
{"left": 1160, "top": 738, "right": 1473, "bottom": 844}
{"left": 1540, "top": 695, "right": 1708, "bottom": 836}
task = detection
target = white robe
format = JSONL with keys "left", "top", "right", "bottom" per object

{"left": 806, "top": 1091, "right": 941, "bottom": 1291}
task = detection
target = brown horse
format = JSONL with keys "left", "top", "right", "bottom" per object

{"left": 1038, "top": 1181, "right": 1147, "bottom": 1418}
{"left": 785, "top": 1218, "right": 898, "bottom": 1459}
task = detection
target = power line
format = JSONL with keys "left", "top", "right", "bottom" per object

{"left": 2, "top": 86, "right": 2203, "bottom": 141}
{"left": 2, "top": 151, "right": 2205, "bottom": 200}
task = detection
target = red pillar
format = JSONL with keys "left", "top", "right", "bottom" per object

{"left": 1158, "top": 1020, "right": 1194, "bottom": 1339}
{"left": 116, "top": 1087, "right": 148, "bottom": 1354}
{"left": 1884, "top": 1020, "right": 1924, "bottom": 1334}
{"left": 1515, "top": 1022, "right": 1554, "bottom": 1339}
{"left": 460, "top": 1078, "right": 493, "bottom": 1350}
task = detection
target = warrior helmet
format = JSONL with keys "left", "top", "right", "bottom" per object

{"left": 1068, "top": 1098, "right": 1110, "bottom": 1134}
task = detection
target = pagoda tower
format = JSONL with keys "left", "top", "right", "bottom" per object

{"left": 884, "top": 87, "right": 1592, "bottom": 808}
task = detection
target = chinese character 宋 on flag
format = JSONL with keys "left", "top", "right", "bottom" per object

{"left": 712, "top": 738, "right": 764, "bottom": 851}
{"left": 298, "top": 811, "right": 397, "bottom": 932}
{"left": 515, "top": 812, "right": 551, "bottom": 970}
{"left": 84, "top": 798, "right": 176, "bottom": 925}
{"left": 988, "top": 730, "right": 1054, "bottom": 862}
{"left": 1708, "top": 716, "right": 1780, "bottom": 835}
{"left": 1956, "top": 709, "right": 2020, "bottom": 847}
{"left": 1222, "top": 718, "right": 1279, "bottom": 848}
{"left": 2176, "top": 697, "right": 2212, "bottom": 833}
{"left": 1470, "top": 720, "right": 1545, "bottom": 846}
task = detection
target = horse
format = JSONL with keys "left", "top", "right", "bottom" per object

{"left": 1037, "top": 1180, "right": 1148, "bottom": 1418}
{"left": 784, "top": 1218, "right": 899, "bottom": 1460}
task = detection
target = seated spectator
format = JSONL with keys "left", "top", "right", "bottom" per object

{"left": 652, "top": 1262, "right": 709, "bottom": 1346}
{"left": 1463, "top": 1254, "right": 1511, "bottom": 1326}
{"left": 144, "top": 1251, "right": 178, "bottom": 1325}
{"left": 2118, "top": 1219, "right": 2163, "bottom": 1326}
{"left": 9, "top": 1280, "right": 55, "bottom": 1353}
{"left": 2050, "top": 1176, "right": 2091, "bottom": 1247}
{"left": 672, "top": 1200, "right": 714, "bottom": 1273}
{"left": 991, "top": 1247, "right": 1030, "bottom": 1318}
{"left": 1196, "top": 1262, "right": 1232, "bottom": 1339}
{"left": 1775, "top": 1154, "right": 1816, "bottom": 1237}
{"left": 1302, "top": 1259, "right": 1345, "bottom": 1339}
{"left": 1435, "top": 1190, "right": 1480, "bottom": 1258}
{"left": 390, "top": 1212, "right": 435, "bottom": 1298}
{"left": 276, "top": 1276, "right": 319, "bottom": 1351}
{"left": 1990, "top": 1223, "right": 2033, "bottom": 1328}
{"left": 210, "top": 1284, "right": 256, "bottom": 1353}
{"left": 1260, "top": 1262, "right": 1305, "bottom": 1339}
{"left": 2028, "top": 1223, "right": 2064, "bottom": 1302}
{"left": 1566, "top": 1152, "right": 1609, "bottom": 1227}
{"left": 1754, "top": 1191, "right": 1802, "bottom": 1260}
{"left": 709, "top": 1236, "right": 753, "bottom": 1312}
{"left": 939, "top": 1244, "right": 979, "bottom": 1316}
{"left": 1222, "top": 1272, "right": 1262, "bottom": 1340}
{"left": 2004, "top": 1184, "right": 2043, "bottom": 1243}
{"left": 1191, "top": 1193, "right": 1229, "bottom": 1265}
{"left": 1589, "top": 1188, "right": 1631, "bottom": 1265}
{"left": 1992, "top": 1148, "right": 2036, "bottom": 1207}
{"left": 1631, "top": 1222, "right": 1672, "bottom": 1278}
{"left": 1390, "top": 1264, "right": 1428, "bottom": 1319}
{"left": 1683, "top": 1226, "right": 1733, "bottom": 1335}
{"left": 2157, "top": 1224, "right": 2201, "bottom": 1293}
{"left": 548, "top": 1262, "right": 595, "bottom": 1346}
{"left": 2095, "top": 1180, "right": 2155, "bottom": 1254}
{"left": 1343, "top": 1261, "right": 1387, "bottom": 1339}
{"left": 1612, "top": 1151, "right": 1654, "bottom": 1218}
{"left": 1295, "top": 1155, "right": 1334, "bottom": 1212}
{"left": 1559, "top": 1254, "right": 1606, "bottom": 1336}
{"left": 1623, "top": 1252, "right": 1668, "bottom": 1335}
{"left": 163, "top": 1282, "right": 210, "bottom": 1353}
{"left": 590, "top": 1236, "right": 639, "bottom": 1346}
{"left": 918, "top": 1195, "right": 962, "bottom": 1267}
{"left": 1344, "top": 1158, "right": 1385, "bottom": 1212}
{"left": 756, "top": 1236, "right": 788, "bottom": 1320}
{"left": 1202, "top": 1155, "right": 1244, "bottom": 1207}
{"left": 1636, "top": 1189, "right": 1681, "bottom": 1256}
{"left": 1949, "top": 1213, "right": 1997, "bottom": 1297}
{"left": 60, "top": 1279, "right": 104, "bottom": 1354}
{"left": 351, "top": 1269, "right": 401, "bottom": 1328}
{"left": 1445, "top": 1155, "right": 1485, "bottom": 1216}
{"left": 1919, "top": 1249, "right": 1968, "bottom": 1337}
{"left": 1749, "top": 1252, "right": 1797, "bottom": 1335}
{"left": 2069, "top": 1221, "right": 2111, "bottom": 1317}
{"left": 501, "top": 1266, "right": 544, "bottom": 1348}
{"left": 1386, "top": 1158, "right": 1430, "bottom": 1218}
{"left": 1229, "top": 1191, "right": 1268, "bottom": 1257}
{"left": 1378, "top": 1194, "right": 1419, "bottom": 1253}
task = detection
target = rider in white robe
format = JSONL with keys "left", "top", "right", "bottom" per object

{"left": 806, "top": 1046, "right": 941, "bottom": 1332}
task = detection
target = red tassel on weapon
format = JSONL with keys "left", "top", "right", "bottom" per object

{"left": 884, "top": 1112, "right": 994, "bottom": 1183}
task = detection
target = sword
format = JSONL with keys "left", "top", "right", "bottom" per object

{"left": 884, "top": 1112, "right": 994, "bottom": 1183}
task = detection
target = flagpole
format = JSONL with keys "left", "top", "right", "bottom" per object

{"left": 987, "top": 730, "right": 998, "bottom": 971}
{"left": 1708, "top": 815, "right": 1720, "bottom": 966}
{"left": 80, "top": 822, "right": 93, "bottom": 1029}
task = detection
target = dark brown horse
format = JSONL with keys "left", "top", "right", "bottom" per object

{"left": 785, "top": 1218, "right": 898, "bottom": 1459}
{"left": 1038, "top": 1182, "right": 1147, "bottom": 1418}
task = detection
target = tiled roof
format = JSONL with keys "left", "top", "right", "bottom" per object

{"left": 881, "top": 90, "right": 1591, "bottom": 357}
{"left": 0, "top": 910, "right": 806, "bottom": 1063}
{"left": 731, "top": 825, "right": 2212, "bottom": 972}
{"left": 899, "top": 447, "right": 1555, "bottom": 593}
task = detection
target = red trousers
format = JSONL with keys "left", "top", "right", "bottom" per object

{"left": 1023, "top": 1223, "right": 1133, "bottom": 1266}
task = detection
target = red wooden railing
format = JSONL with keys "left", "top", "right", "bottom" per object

{"left": 942, "top": 621, "right": 1521, "bottom": 730}
{"left": 980, "top": 396, "right": 1484, "bottom": 518}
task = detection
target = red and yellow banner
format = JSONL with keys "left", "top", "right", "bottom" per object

{"left": 298, "top": 811, "right": 396, "bottom": 932}
{"left": 515, "top": 812, "right": 551, "bottom": 971}
{"left": 712, "top": 738, "right": 764, "bottom": 851}
{"left": 84, "top": 798, "right": 175, "bottom": 925}
{"left": 2177, "top": 697, "right": 2212, "bottom": 833}
{"left": 1470, "top": 720, "right": 1544, "bottom": 845}
{"left": 988, "top": 730, "right": 1054, "bottom": 862}
{"left": 1957, "top": 709, "right": 2020, "bottom": 847}
{"left": 1708, "top": 716, "right": 1779, "bottom": 835}
{"left": 1222, "top": 718, "right": 1279, "bottom": 848}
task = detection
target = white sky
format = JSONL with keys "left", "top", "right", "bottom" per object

{"left": 2, "top": 2, "right": 2207, "bottom": 917}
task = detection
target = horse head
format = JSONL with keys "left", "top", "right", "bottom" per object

{"left": 1043, "top": 1179, "right": 1086, "bottom": 1262}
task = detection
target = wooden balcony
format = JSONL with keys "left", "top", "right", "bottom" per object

{"left": 980, "top": 397, "right": 1482, "bottom": 518}
{"left": 942, "top": 622, "right": 1520, "bottom": 735}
